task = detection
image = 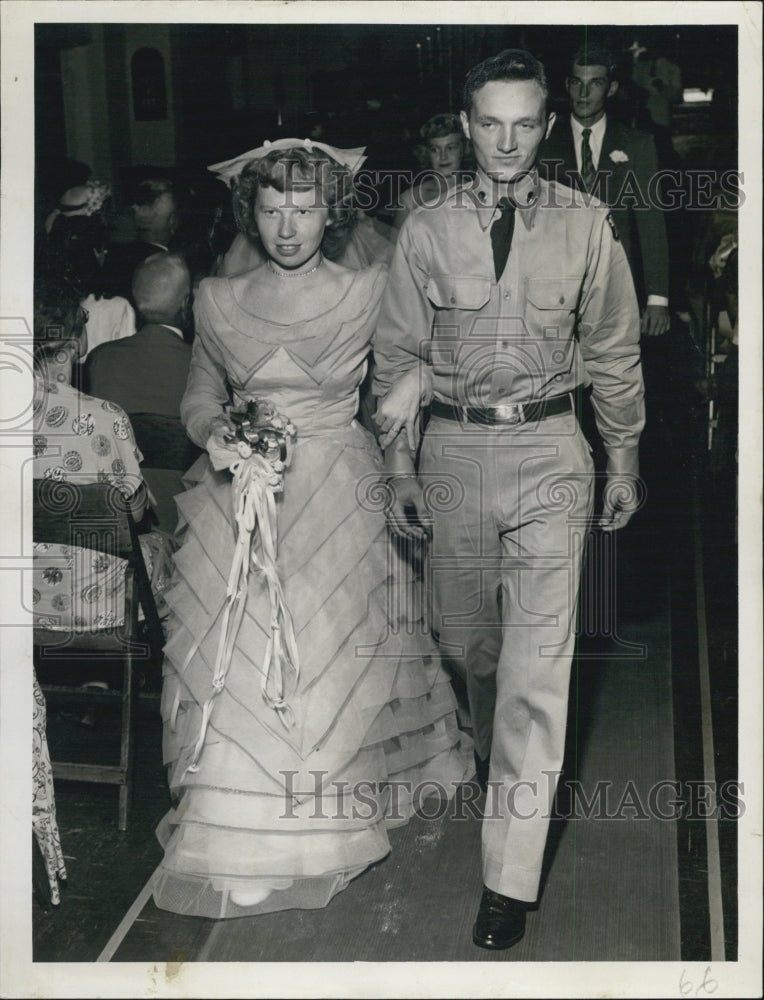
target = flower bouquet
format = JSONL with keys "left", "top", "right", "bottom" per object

{"left": 183, "top": 400, "right": 299, "bottom": 778}
{"left": 225, "top": 399, "right": 297, "bottom": 491}
{"left": 206, "top": 398, "right": 297, "bottom": 485}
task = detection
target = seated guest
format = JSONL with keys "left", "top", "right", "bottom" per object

{"left": 32, "top": 272, "right": 147, "bottom": 633}
{"left": 39, "top": 181, "right": 136, "bottom": 363}
{"left": 103, "top": 176, "right": 184, "bottom": 303}
{"left": 393, "top": 113, "right": 472, "bottom": 230}
{"left": 36, "top": 157, "right": 90, "bottom": 236}
{"left": 174, "top": 170, "right": 238, "bottom": 288}
{"left": 86, "top": 253, "right": 196, "bottom": 532}
{"left": 86, "top": 253, "right": 193, "bottom": 415}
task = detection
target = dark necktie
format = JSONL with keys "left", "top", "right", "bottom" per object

{"left": 580, "top": 127, "right": 596, "bottom": 193}
{"left": 490, "top": 197, "right": 516, "bottom": 282}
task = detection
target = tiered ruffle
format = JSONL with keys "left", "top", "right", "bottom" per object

{"left": 152, "top": 425, "right": 472, "bottom": 918}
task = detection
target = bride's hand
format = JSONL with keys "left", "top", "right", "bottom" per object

{"left": 209, "top": 414, "right": 237, "bottom": 450}
{"left": 374, "top": 370, "right": 431, "bottom": 451}
{"left": 206, "top": 415, "right": 241, "bottom": 470}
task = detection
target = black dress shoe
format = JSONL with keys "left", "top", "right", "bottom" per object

{"left": 474, "top": 751, "right": 490, "bottom": 792}
{"left": 472, "top": 886, "right": 527, "bottom": 950}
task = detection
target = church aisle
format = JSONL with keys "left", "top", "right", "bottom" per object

{"left": 34, "top": 465, "right": 728, "bottom": 965}
{"left": 102, "top": 564, "right": 681, "bottom": 962}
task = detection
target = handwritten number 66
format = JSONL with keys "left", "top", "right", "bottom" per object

{"left": 679, "top": 967, "right": 718, "bottom": 997}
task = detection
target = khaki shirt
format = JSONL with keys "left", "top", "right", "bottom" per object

{"left": 373, "top": 170, "right": 645, "bottom": 458}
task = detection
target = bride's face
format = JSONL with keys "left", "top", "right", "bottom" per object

{"left": 254, "top": 183, "right": 330, "bottom": 269}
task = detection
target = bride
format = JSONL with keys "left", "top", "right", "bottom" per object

{"left": 152, "top": 140, "right": 472, "bottom": 918}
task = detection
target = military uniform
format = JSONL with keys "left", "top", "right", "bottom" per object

{"left": 373, "top": 170, "right": 645, "bottom": 902}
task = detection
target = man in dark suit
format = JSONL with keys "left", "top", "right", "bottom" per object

{"left": 87, "top": 252, "right": 192, "bottom": 416}
{"left": 103, "top": 177, "right": 184, "bottom": 303}
{"left": 539, "top": 44, "right": 670, "bottom": 338}
{"left": 86, "top": 252, "right": 195, "bottom": 531}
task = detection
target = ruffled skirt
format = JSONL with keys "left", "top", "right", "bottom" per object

{"left": 152, "top": 424, "right": 472, "bottom": 918}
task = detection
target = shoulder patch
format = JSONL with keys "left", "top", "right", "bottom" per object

{"left": 605, "top": 211, "right": 620, "bottom": 242}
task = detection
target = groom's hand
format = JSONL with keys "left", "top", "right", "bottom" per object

{"left": 386, "top": 474, "right": 432, "bottom": 541}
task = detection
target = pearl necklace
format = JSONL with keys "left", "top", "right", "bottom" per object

{"left": 268, "top": 255, "right": 323, "bottom": 278}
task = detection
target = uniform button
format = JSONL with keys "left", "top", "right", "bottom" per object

{"left": 503, "top": 291, "right": 510, "bottom": 300}
{"left": 502, "top": 340, "right": 509, "bottom": 348}
{"left": 450, "top": 296, "right": 456, "bottom": 304}
{"left": 555, "top": 374, "right": 563, "bottom": 382}
{"left": 558, "top": 295, "right": 565, "bottom": 305}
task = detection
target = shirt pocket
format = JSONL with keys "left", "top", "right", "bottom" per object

{"left": 426, "top": 274, "right": 492, "bottom": 311}
{"left": 524, "top": 277, "right": 581, "bottom": 339}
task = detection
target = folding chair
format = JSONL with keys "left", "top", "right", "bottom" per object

{"left": 33, "top": 479, "right": 164, "bottom": 830}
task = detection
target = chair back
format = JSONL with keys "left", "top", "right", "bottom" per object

{"left": 33, "top": 477, "right": 163, "bottom": 831}
{"left": 128, "top": 412, "right": 202, "bottom": 472}
{"left": 127, "top": 413, "right": 202, "bottom": 532}
{"left": 33, "top": 478, "right": 163, "bottom": 653}
{"left": 33, "top": 479, "right": 136, "bottom": 558}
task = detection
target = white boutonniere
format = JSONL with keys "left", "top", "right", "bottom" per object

{"left": 609, "top": 150, "right": 629, "bottom": 164}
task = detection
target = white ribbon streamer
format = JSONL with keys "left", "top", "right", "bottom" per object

{"left": 182, "top": 451, "right": 300, "bottom": 780}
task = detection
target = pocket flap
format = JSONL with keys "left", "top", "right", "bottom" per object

{"left": 426, "top": 274, "right": 491, "bottom": 310}
{"left": 526, "top": 277, "right": 581, "bottom": 310}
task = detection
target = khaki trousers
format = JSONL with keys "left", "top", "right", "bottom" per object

{"left": 420, "top": 411, "right": 594, "bottom": 902}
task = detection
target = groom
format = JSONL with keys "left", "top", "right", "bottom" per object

{"left": 374, "top": 48, "right": 645, "bottom": 950}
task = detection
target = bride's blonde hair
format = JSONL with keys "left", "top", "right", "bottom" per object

{"left": 235, "top": 147, "right": 357, "bottom": 261}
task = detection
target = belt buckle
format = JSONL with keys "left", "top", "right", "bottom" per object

{"left": 492, "top": 402, "right": 524, "bottom": 425}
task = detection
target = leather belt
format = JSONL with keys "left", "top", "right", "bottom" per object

{"left": 430, "top": 392, "right": 574, "bottom": 427}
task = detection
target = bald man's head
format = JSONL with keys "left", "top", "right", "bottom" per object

{"left": 132, "top": 253, "right": 191, "bottom": 326}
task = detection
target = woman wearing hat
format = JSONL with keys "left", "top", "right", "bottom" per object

{"left": 40, "top": 181, "right": 137, "bottom": 363}
{"left": 213, "top": 141, "right": 395, "bottom": 277}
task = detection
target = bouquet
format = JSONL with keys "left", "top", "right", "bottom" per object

{"left": 207, "top": 398, "right": 297, "bottom": 488}
{"left": 183, "top": 400, "right": 299, "bottom": 778}
{"left": 226, "top": 399, "right": 297, "bottom": 488}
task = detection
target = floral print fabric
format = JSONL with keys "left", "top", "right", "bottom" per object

{"left": 32, "top": 377, "right": 144, "bottom": 630}
{"left": 32, "top": 670, "right": 67, "bottom": 905}
{"left": 33, "top": 541, "right": 128, "bottom": 630}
